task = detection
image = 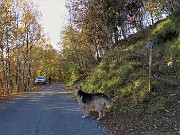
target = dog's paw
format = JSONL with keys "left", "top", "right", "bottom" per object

{"left": 82, "top": 115, "right": 88, "bottom": 119}
{"left": 97, "top": 117, "right": 101, "bottom": 121}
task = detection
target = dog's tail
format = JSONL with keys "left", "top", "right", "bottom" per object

{"left": 102, "top": 95, "right": 116, "bottom": 106}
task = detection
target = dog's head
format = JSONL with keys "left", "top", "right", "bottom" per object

{"left": 75, "top": 86, "right": 83, "bottom": 97}
{"left": 75, "top": 86, "right": 82, "bottom": 90}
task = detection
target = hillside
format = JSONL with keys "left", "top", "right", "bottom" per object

{"left": 80, "top": 11, "right": 180, "bottom": 135}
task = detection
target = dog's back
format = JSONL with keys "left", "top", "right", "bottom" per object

{"left": 76, "top": 88, "right": 114, "bottom": 108}
{"left": 92, "top": 93, "right": 115, "bottom": 109}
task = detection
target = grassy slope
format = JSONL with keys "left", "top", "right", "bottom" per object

{"left": 81, "top": 13, "right": 180, "bottom": 135}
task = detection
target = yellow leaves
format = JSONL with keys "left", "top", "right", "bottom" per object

{"left": 21, "top": 10, "right": 36, "bottom": 25}
{"left": 134, "top": 78, "right": 143, "bottom": 89}
{"left": 1, "top": 11, "right": 6, "bottom": 19}
{"left": 145, "top": 0, "right": 166, "bottom": 15}
{"left": 3, "top": 0, "right": 12, "bottom": 8}
{"left": 146, "top": 1, "right": 155, "bottom": 11}
{"left": 14, "top": 27, "right": 25, "bottom": 37}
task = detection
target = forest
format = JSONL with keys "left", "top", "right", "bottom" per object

{"left": 0, "top": 0, "right": 60, "bottom": 94}
{"left": 0, "top": 0, "right": 180, "bottom": 134}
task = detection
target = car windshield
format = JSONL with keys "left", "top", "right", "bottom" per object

{"left": 37, "top": 76, "right": 45, "bottom": 79}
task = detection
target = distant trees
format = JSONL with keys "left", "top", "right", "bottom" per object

{"left": 59, "top": 0, "right": 177, "bottom": 83}
{"left": 0, "top": 0, "right": 59, "bottom": 95}
{"left": 58, "top": 26, "right": 96, "bottom": 83}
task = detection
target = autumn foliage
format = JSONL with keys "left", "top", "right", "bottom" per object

{"left": 0, "top": 0, "right": 60, "bottom": 95}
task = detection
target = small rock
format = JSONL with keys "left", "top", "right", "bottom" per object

{"left": 153, "top": 125, "right": 157, "bottom": 129}
{"left": 176, "top": 101, "right": 180, "bottom": 106}
{"left": 130, "top": 128, "right": 133, "bottom": 131}
{"left": 169, "top": 93, "right": 177, "bottom": 97}
{"left": 174, "top": 128, "right": 180, "bottom": 135}
{"left": 165, "top": 109, "right": 170, "bottom": 113}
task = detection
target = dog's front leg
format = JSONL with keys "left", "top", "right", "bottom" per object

{"left": 82, "top": 107, "right": 88, "bottom": 118}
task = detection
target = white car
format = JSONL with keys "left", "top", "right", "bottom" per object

{"left": 35, "top": 76, "right": 47, "bottom": 84}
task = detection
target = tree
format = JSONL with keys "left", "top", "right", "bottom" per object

{"left": 59, "top": 25, "right": 97, "bottom": 83}
{"left": 0, "top": 0, "right": 60, "bottom": 95}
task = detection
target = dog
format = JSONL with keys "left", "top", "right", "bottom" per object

{"left": 75, "top": 86, "right": 115, "bottom": 120}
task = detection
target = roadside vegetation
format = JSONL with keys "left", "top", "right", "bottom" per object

{"left": 65, "top": 13, "right": 180, "bottom": 134}
{"left": 82, "top": 14, "right": 180, "bottom": 135}
{"left": 61, "top": 1, "right": 180, "bottom": 134}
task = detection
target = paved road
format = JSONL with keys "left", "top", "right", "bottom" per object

{"left": 0, "top": 83, "right": 110, "bottom": 135}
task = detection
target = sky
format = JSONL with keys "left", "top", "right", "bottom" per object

{"left": 32, "top": 0, "right": 69, "bottom": 51}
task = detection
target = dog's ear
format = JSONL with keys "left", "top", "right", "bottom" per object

{"left": 75, "top": 86, "right": 82, "bottom": 90}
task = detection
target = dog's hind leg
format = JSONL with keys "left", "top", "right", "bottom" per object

{"left": 97, "top": 110, "right": 102, "bottom": 120}
{"left": 102, "top": 108, "right": 106, "bottom": 117}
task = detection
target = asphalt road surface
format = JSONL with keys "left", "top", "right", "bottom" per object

{"left": 0, "top": 83, "right": 111, "bottom": 135}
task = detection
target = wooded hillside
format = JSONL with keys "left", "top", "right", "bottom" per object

{"left": 61, "top": 0, "right": 180, "bottom": 134}
{"left": 60, "top": 0, "right": 179, "bottom": 84}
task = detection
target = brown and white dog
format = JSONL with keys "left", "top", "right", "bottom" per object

{"left": 75, "top": 86, "right": 115, "bottom": 120}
